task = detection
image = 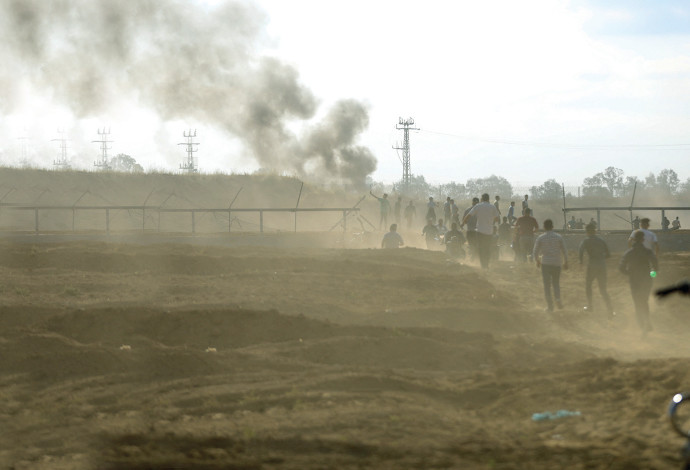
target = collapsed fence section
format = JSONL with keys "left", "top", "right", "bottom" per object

{"left": 0, "top": 204, "right": 360, "bottom": 234}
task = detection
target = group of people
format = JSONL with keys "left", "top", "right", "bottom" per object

{"left": 377, "top": 189, "right": 662, "bottom": 336}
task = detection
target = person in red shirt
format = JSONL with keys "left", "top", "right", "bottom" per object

{"left": 514, "top": 208, "right": 539, "bottom": 262}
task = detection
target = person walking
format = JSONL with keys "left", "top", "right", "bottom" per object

{"left": 507, "top": 201, "right": 517, "bottom": 225}
{"left": 426, "top": 197, "right": 438, "bottom": 223}
{"left": 394, "top": 196, "right": 402, "bottom": 225}
{"left": 533, "top": 219, "right": 568, "bottom": 313}
{"left": 404, "top": 200, "right": 416, "bottom": 230}
{"left": 462, "top": 193, "right": 500, "bottom": 269}
{"left": 628, "top": 217, "right": 658, "bottom": 256}
{"left": 514, "top": 208, "right": 539, "bottom": 262}
{"left": 461, "top": 197, "right": 480, "bottom": 258}
{"left": 443, "top": 197, "right": 452, "bottom": 227}
{"left": 522, "top": 194, "right": 529, "bottom": 215}
{"left": 370, "top": 191, "right": 391, "bottom": 231}
{"left": 578, "top": 222, "right": 613, "bottom": 318}
{"left": 450, "top": 199, "right": 460, "bottom": 225}
{"left": 381, "top": 223, "right": 404, "bottom": 249}
{"left": 619, "top": 230, "right": 659, "bottom": 336}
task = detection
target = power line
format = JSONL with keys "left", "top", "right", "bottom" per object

{"left": 420, "top": 129, "right": 690, "bottom": 150}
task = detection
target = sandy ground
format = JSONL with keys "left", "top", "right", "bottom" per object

{"left": 2, "top": 233, "right": 690, "bottom": 469}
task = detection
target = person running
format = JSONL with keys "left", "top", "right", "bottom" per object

{"left": 533, "top": 219, "right": 568, "bottom": 313}
{"left": 578, "top": 222, "right": 613, "bottom": 317}
{"left": 514, "top": 208, "right": 539, "bottom": 262}
{"left": 619, "top": 230, "right": 659, "bottom": 336}
{"left": 381, "top": 223, "right": 404, "bottom": 249}
{"left": 444, "top": 222, "right": 466, "bottom": 258}
{"left": 404, "top": 200, "right": 416, "bottom": 230}
{"left": 443, "top": 197, "right": 452, "bottom": 227}
{"left": 628, "top": 217, "right": 658, "bottom": 256}
{"left": 370, "top": 191, "right": 391, "bottom": 231}
{"left": 426, "top": 197, "right": 438, "bottom": 222}
{"left": 507, "top": 201, "right": 517, "bottom": 225}
{"left": 422, "top": 218, "right": 440, "bottom": 249}
{"left": 394, "top": 196, "right": 402, "bottom": 225}
{"left": 462, "top": 193, "right": 500, "bottom": 269}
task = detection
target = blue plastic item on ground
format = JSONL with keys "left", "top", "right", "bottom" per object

{"left": 532, "top": 410, "right": 581, "bottom": 421}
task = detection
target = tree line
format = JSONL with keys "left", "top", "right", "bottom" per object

{"left": 372, "top": 167, "right": 688, "bottom": 202}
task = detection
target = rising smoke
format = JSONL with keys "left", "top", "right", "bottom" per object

{"left": 0, "top": 0, "right": 377, "bottom": 186}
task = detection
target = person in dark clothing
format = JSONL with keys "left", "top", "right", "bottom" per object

{"left": 422, "top": 219, "right": 440, "bottom": 250}
{"left": 444, "top": 223, "right": 466, "bottom": 258}
{"left": 578, "top": 223, "right": 613, "bottom": 317}
{"left": 619, "top": 230, "right": 659, "bottom": 336}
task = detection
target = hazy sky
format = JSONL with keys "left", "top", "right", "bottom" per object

{"left": 2, "top": 0, "right": 689, "bottom": 187}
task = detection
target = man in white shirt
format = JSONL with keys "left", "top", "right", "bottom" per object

{"left": 628, "top": 217, "right": 658, "bottom": 256}
{"left": 463, "top": 193, "right": 500, "bottom": 269}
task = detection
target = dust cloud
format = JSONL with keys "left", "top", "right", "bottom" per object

{"left": 0, "top": 0, "right": 376, "bottom": 186}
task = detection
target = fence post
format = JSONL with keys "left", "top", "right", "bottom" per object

{"left": 260, "top": 211, "right": 263, "bottom": 233}
{"left": 72, "top": 208, "right": 76, "bottom": 232}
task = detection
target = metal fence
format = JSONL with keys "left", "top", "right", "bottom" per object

{"left": 0, "top": 204, "right": 360, "bottom": 234}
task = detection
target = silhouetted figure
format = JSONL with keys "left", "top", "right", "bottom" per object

{"left": 619, "top": 230, "right": 659, "bottom": 336}
{"left": 422, "top": 218, "right": 440, "bottom": 250}
{"left": 443, "top": 197, "right": 452, "bottom": 227}
{"left": 498, "top": 216, "right": 512, "bottom": 245}
{"left": 533, "top": 219, "right": 568, "bottom": 313}
{"left": 662, "top": 215, "right": 671, "bottom": 231}
{"left": 628, "top": 217, "right": 658, "bottom": 256}
{"left": 404, "top": 200, "right": 416, "bottom": 230}
{"left": 514, "top": 208, "right": 538, "bottom": 263}
{"left": 463, "top": 193, "right": 500, "bottom": 269}
{"left": 426, "top": 197, "right": 438, "bottom": 222}
{"left": 632, "top": 216, "right": 640, "bottom": 230}
{"left": 579, "top": 223, "right": 613, "bottom": 318}
{"left": 370, "top": 191, "right": 391, "bottom": 231}
{"left": 672, "top": 217, "right": 681, "bottom": 230}
{"left": 450, "top": 199, "right": 460, "bottom": 225}
{"left": 444, "top": 222, "right": 466, "bottom": 258}
{"left": 507, "top": 201, "right": 517, "bottom": 225}
{"left": 567, "top": 216, "right": 576, "bottom": 230}
{"left": 461, "top": 197, "right": 479, "bottom": 258}
{"left": 381, "top": 223, "right": 404, "bottom": 249}
{"left": 522, "top": 194, "right": 529, "bottom": 215}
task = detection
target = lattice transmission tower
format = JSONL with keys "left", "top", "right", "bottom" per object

{"left": 52, "top": 129, "right": 70, "bottom": 169}
{"left": 178, "top": 129, "right": 199, "bottom": 173}
{"left": 392, "top": 117, "right": 419, "bottom": 193}
{"left": 92, "top": 128, "right": 112, "bottom": 170}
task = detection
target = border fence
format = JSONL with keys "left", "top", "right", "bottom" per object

{"left": 0, "top": 203, "right": 360, "bottom": 234}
